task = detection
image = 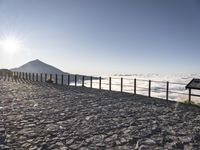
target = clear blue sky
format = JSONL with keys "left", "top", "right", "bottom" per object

{"left": 0, "top": 0, "right": 200, "bottom": 75}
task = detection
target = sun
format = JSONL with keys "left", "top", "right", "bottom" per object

{"left": 0, "top": 36, "right": 22, "bottom": 54}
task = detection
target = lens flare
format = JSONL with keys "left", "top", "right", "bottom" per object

{"left": 0, "top": 36, "right": 22, "bottom": 54}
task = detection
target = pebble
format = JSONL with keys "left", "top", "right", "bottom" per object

{"left": 0, "top": 79, "right": 200, "bottom": 149}
{"left": 0, "top": 128, "right": 5, "bottom": 133}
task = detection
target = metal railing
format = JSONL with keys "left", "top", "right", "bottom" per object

{"left": 1, "top": 71, "right": 200, "bottom": 104}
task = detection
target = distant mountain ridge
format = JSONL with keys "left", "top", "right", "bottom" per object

{"left": 10, "top": 59, "right": 98, "bottom": 82}
{"left": 11, "top": 59, "right": 69, "bottom": 75}
{"left": 0, "top": 69, "right": 12, "bottom": 75}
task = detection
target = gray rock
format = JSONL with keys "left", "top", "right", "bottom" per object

{"left": 1, "top": 79, "right": 200, "bottom": 149}
{"left": 0, "top": 145, "right": 10, "bottom": 150}
{"left": 143, "top": 139, "right": 156, "bottom": 145}
{"left": 0, "top": 128, "right": 5, "bottom": 133}
{"left": 66, "top": 139, "right": 74, "bottom": 145}
{"left": 139, "top": 145, "right": 149, "bottom": 150}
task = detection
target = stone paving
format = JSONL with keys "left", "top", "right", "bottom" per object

{"left": 0, "top": 77, "right": 200, "bottom": 150}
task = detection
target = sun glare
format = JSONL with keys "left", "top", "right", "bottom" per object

{"left": 0, "top": 37, "right": 22, "bottom": 54}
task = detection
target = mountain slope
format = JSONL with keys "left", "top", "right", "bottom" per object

{"left": 11, "top": 59, "right": 98, "bottom": 82}
{"left": 11, "top": 59, "right": 68, "bottom": 75}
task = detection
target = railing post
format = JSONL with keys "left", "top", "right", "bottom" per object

{"left": 55, "top": 74, "right": 57, "bottom": 84}
{"left": 29, "top": 73, "right": 31, "bottom": 80}
{"left": 90, "top": 76, "right": 92, "bottom": 88}
{"left": 9, "top": 72, "right": 11, "bottom": 79}
{"left": 82, "top": 76, "right": 85, "bottom": 87}
{"left": 99, "top": 76, "right": 101, "bottom": 90}
{"left": 10, "top": 72, "right": 13, "bottom": 81}
{"left": 26, "top": 73, "right": 28, "bottom": 80}
{"left": 10, "top": 72, "right": 12, "bottom": 80}
{"left": 61, "top": 74, "right": 63, "bottom": 85}
{"left": 19, "top": 72, "right": 21, "bottom": 79}
{"left": 22, "top": 72, "right": 24, "bottom": 79}
{"left": 6, "top": 71, "right": 7, "bottom": 79}
{"left": 40, "top": 73, "right": 43, "bottom": 82}
{"left": 166, "top": 81, "right": 169, "bottom": 100}
{"left": 7, "top": 72, "right": 10, "bottom": 81}
{"left": 121, "top": 77, "right": 123, "bottom": 92}
{"left": 8, "top": 72, "right": 10, "bottom": 81}
{"left": 32, "top": 73, "right": 35, "bottom": 81}
{"left": 134, "top": 78, "right": 136, "bottom": 94}
{"left": 36, "top": 73, "right": 38, "bottom": 81}
{"left": 50, "top": 74, "right": 52, "bottom": 82}
{"left": 7, "top": 72, "right": 10, "bottom": 77}
{"left": 45, "top": 74, "right": 47, "bottom": 82}
{"left": 109, "top": 77, "right": 111, "bottom": 91}
{"left": 188, "top": 89, "right": 191, "bottom": 104}
{"left": 75, "top": 75, "right": 77, "bottom": 87}
{"left": 149, "top": 80, "right": 151, "bottom": 97}
{"left": 68, "top": 74, "right": 70, "bottom": 86}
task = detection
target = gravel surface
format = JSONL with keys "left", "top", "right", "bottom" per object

{"left": 0, "top": 77, "right": 200, "bottom": 150}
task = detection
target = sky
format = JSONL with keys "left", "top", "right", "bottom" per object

{"left": 0, "top": 0, "right": 200, "bottom": 75}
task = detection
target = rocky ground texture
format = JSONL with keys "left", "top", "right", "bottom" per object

{"left": 0, "top": 77, "right": 200, "bottom": 150}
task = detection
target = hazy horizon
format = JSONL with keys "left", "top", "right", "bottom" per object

{"left": 5, "top": 58, "right": 200, "bottom": 76}
{"left": 0, "top": 0, "right": 200, "bottom": 75}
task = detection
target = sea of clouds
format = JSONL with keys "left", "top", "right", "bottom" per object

{"left": 82, "top": 73, "right": 200, "bottom": 104}
{"left": 51, "top": 73, "right": 200, "bottom": 103}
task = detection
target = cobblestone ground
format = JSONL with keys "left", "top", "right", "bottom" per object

{"left": 0, "top": 77, "right": 200, "bottom": 150}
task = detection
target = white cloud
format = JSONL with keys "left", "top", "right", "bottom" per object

{"left": 82, "top": 73, "right": 200, "bottom": 104}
